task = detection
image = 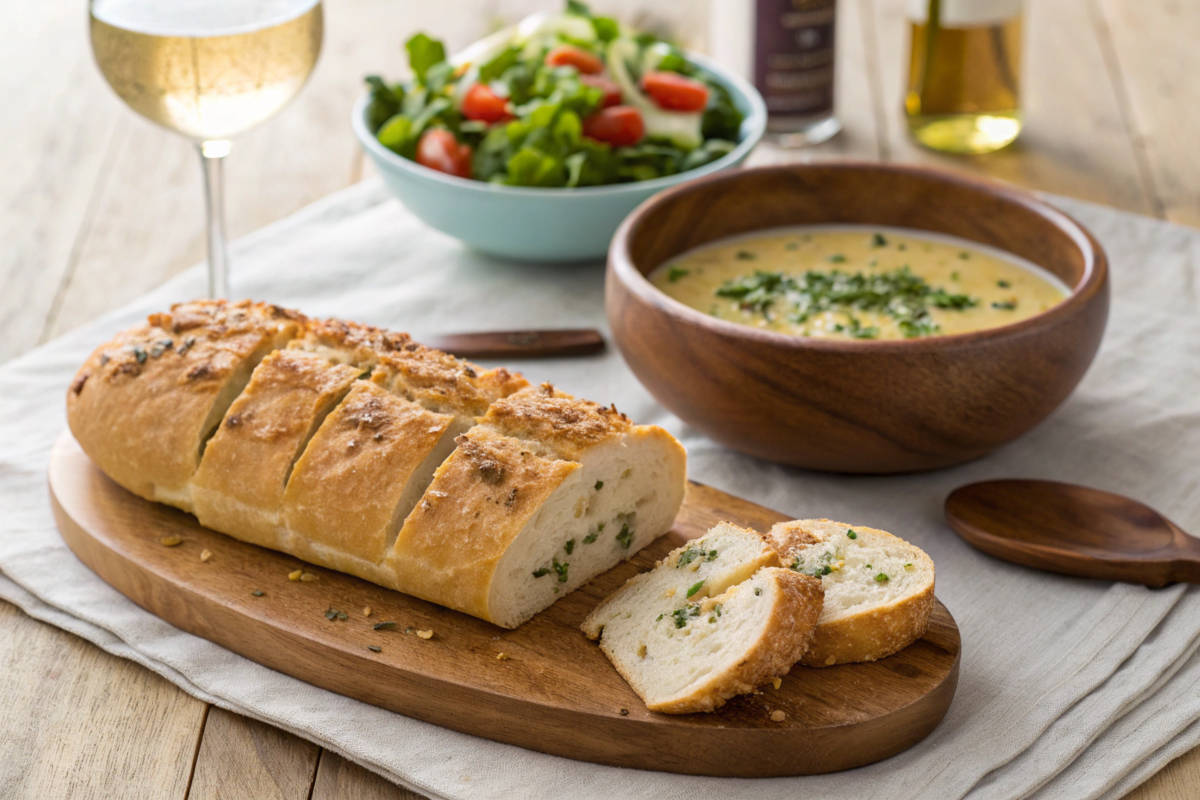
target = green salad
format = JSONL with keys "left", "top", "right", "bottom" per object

{"left": 364, "top": 1, "right": 745, "bottom": 187}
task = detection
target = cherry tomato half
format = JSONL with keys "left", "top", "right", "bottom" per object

{"left": 416, "top": 129, "right": 473, "bottom": 178}
{"left": 641, "top": 71, "right": 710, "bottom": 113}
{"left": 545, "top": 45, "right": 604, "bottom": 75}
{"left": 581, "top": 74, "right": 622, "bottom": 108}
{"left": 582, "top": 105, "right": 645, "bottom": 147}
{"left": 461, "top": 82, "right": 513, "bottom": 124}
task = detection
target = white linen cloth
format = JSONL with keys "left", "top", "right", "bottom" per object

{"left": 0, "top": 179, "right": 1197, "bottom": 800}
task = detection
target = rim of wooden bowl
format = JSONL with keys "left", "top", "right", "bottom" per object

{"left": 608, "top": 161, "right": 1109, "bottom": 354}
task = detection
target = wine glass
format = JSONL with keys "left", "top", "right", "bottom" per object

{"left": 89, "top": 0, "right": 324, "bottom": 298}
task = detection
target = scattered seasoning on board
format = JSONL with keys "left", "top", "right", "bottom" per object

{"left": 362, "top": 607, "right": 372, "bottom": 617}
{"left": 496, "top": 652, "right": 511, "bottom": 661}
{"left": 416, "top": 630, "right": 434, "bottom": 639}
{"left": 159, "top": 535, "right": 183, "bottom": 547}
{"left": 199, "top": 549, "right": 212, "bottom": 562}
{"left": 324, "top": 607, "right": 348, "bottom": 621}
{"left": 373, "top": 621, "right": 398, "bottom": 631}
{"left": 288, "top": 569, "right": 303, "bottom": 581}
{"left": 368, "top": 645, "right": 382, "bottom": 653}
{"left": 251, "top": 590, "right": 264, "bottom": 597}
{"left": 770, "top": 710, "right": 787, "bottom": 722}
{"left": 620, "top": 708, "right": 629, "bottom": 716}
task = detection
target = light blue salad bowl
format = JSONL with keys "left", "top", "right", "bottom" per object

{"left": 351, "top": 51, "right": 767, "bottom": 263}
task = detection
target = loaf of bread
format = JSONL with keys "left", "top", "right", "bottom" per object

{"left": 766, "top": 519, "right": 935, "bottom": 667}
{"left": 582, "top": 523, "right": 824, "bottom": 713}
{"left": 66, "top": 300, "right": 688, "bottom": 628}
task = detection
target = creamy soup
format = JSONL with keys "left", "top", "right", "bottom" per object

{"left": 650, "top": 226, "right": 1069, "bottom": 341}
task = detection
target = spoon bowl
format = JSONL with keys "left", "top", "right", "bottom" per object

{"left": 945, "top": 480, "right": 1200, "bottom": 587}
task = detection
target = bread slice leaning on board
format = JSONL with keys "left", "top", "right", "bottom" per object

{"left": 582, "top": 523, "right": 825, "bottom": 714}
{"left": 66, "top": 300, "right": 688, "bottom": 628}
{"left": 766, "top": 519, "right": 935, "bottom": 667}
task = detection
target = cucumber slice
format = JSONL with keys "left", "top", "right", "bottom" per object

{"left": 606, "top": 38, "right": 702, "bottom": 150}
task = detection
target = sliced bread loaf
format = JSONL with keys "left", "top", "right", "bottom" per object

{"left": 766, "top": 519, "right": 935, "bottom": 667}
{"left": 66, "top": 300, "right": 305, "bottom": 511}
{"left": 190, "top": 349, "right": 361, "bottom": 548}
{"left": 582, "top": 525, "right": 823, "bottom": 713}
{"left": 388, "top": 384, "right": 687, "bottom": 628}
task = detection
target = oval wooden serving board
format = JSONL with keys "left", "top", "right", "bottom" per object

{"left": 49, "top": 431, "right": 960, "bottom": 777}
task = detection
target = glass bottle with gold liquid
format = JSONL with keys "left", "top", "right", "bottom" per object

{"left": 905, "top": 0, "right": 1023, "bottom": 154}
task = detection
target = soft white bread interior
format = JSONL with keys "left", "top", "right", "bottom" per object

{"left": 765, "top": 519, "right": 935, "bottom": 667}
{"left": 388, "top": 384, "right": 688, "bottom": 629}
{"left": 66, "top": 300, "right": 305, "bottom": 512}
{"left": 582, "top": 524, "right": 823, "bottom": 713}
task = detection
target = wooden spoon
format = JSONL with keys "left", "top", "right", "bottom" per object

{"left": 945, "top": 480, "right": 1200, "bottom": 587}
{"left": 421, "top": 328, "right": 604, "bottom": 359}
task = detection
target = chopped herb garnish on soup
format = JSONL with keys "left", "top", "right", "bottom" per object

{"left": 653, "top": 227, "right": 1065, "bottom": 341}
{"left": 667, "top": 266, "right": 690, "bottom": 282}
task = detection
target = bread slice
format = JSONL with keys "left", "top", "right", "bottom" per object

{"left": 766, "top": 519, "right": 935, "bottom": 667}
{"left": 582, "top": 530, "right": 823, "bottom": 714}
{"left": 66, "top": 300, "right": 305, "bottom": 511}
{"left": 280, "top": 380, "right": 458, "bottom": 580}
{"left": 190, "top": 350, "right": 361, "bottom": 548}
{"left": 388, "top": 384, "right": 688, "bottom": 628}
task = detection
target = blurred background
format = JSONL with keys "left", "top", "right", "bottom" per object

{"left": 1, "top": 0, "right": 1189, "bottom": 364}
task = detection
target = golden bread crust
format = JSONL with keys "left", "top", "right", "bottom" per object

{"left": 376, "top": 347, "right": 527, "bottom": 421}
{"left": 766, "top": 519, "right": 935, "bottom": 667}
{"left": 649, "top": 569, "right": 824, "bottom": 714}
{"left": 190, "top": 350, "right": 361, "bottom": 546}
{"left": 281, "top": 381, "right": 454, "bottom": 564}
{"left": 481, "top": 383, "right": 631, "bottom": 460}
{"left": 66, "top": 300, "right": 305, "bottom": 509}
{"left": 387, "top": 427, "right": 579, "bottom": 621}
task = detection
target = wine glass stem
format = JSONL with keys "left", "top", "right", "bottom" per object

{"left": 197, "top": 141, "right": 231, "bottom": 298}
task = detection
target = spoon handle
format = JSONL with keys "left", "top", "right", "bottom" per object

{"left": 1168, "top": 523, "right": 1200, "bottom": 584}
{"left": 422, "top": 329, "right": 605, "bottom": 360}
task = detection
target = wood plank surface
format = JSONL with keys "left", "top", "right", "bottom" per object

{"left": 1094, "top": 0, "right": 1200, "bottom": 226}
{"left": 0, "top": 600, "right": 206, "bottom": 799}
{"left": 0, "top": 0, "right": 1197, "bottom": 797}
{"left": 312, "top": 752, "right": 424, "bottom": 800}
{"left": 188, "top": 708, "right": 321, "bottom": 800}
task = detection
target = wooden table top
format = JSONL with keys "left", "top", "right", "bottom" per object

{"left": 1, "top": 0, "right": 1195, "bottom": 797}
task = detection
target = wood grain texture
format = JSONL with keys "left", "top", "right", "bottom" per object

{"left": 312, "top": 752, "right": 424, "bottom": 800}
{"left": 48, "top": 431, "right": 959, "bottom": 778}
{"left": 2, "top": 0, "right": 1197, "bottom": 796}
{"left": 866, "top": 0, "right": 1157, "bottom": 216}
{"left": 945, "top": 480, "right": 1200, "bottom": 586}
{"left": 188, "top": 708, "right": 321, "bottom": 800}
{"left": 1095, "top": 0, "right": 1200, "bottom": 226}
{"left": 0, "top": 600, "right": 206, "bottom": 799}
{"left": 421, "top": 328, "right": 605, "bottom": 359}
{"left": 608, "top": 162, "right": 1110, "bottom": 473}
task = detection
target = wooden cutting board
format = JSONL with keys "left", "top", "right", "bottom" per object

{"left": 48, "top": 431, "right": 960, "bottom": 777}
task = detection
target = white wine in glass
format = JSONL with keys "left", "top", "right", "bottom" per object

{"left": 90, "top": 0, "right": 324, "bottom": 298}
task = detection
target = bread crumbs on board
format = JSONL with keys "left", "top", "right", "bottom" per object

{"left": 770, "top": 710, "right": 787, "bottom": 722}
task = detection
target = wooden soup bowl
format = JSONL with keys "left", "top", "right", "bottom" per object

{"left": 606, "top": 163, "right": 1109, "bottom": 473}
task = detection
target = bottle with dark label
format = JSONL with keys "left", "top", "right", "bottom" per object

{"left": 710, "top": 0, "right": 840, "bottom": 146}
